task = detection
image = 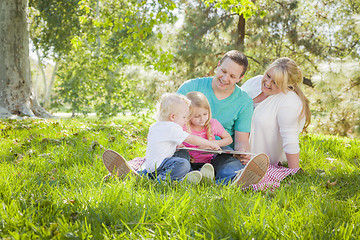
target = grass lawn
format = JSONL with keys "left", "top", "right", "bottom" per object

{"left": 0, "top": 117, "right": 359, "bottom": 239}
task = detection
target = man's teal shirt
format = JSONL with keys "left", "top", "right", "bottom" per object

{"left": 177, "top": 77, "right": 253, "bottom": 148}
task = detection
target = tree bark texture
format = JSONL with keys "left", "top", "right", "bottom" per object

{"left": 0, "top": 0, "right": 52, "bottom": 118}
{"left": 236, "top": 14, "right": 245, "bottom": 50}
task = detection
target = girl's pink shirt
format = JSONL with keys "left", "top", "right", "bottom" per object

{"left": 183, "top": 119, "right": 226, "bottom": 163}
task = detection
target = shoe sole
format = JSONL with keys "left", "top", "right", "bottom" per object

{"left": 200, "top": 163, "right": 215, "bottom": 181}
{"left": 233, "top": 153, "right": 269, "bottom": 188}
{"left": 185, "top": 171, "right": 202, "bottom": 184}
{"left": 102, "top": 149, "right": 138, "bottom": 178}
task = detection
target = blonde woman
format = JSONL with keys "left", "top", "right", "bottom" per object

{"left": 241, "top": 57, "right": 311, "bottom": 169}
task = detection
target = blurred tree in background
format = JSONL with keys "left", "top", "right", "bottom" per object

{"left": 171, "top": 0, "right": 360, "bottom": 137}
{"left": 30, "top": 0, "right": 176, "bottom": 117}
{"left": 26, "top": 0, "right": 360, "bottom": 136}
{"left": 29, "top": 0, "right": 82, "bottom": 109}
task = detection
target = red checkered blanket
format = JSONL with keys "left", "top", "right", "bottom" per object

{"left": 127, "top": 157, "right": 300, "bottom": 191}
{"left": 128, "top": 157, "right": 146, "bottom": 171}
{"left": 245, "top": 164, "right": 300, "bottom": 191}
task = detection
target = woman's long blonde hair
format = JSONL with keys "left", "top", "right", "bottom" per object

{"left": 186, "top": 92, "right": 213, "bottom": 140}
{"left": 267, "top": 57, "right": 311, "bottom": 130}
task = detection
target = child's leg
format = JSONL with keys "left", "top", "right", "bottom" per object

{"left": 156, "top": 157, "right": 191, "bottom": 181}
{"left": 190, "top": 162, "right": 205, "bottom": 170}
{"left": 173, "top": 149, "right": 190, "bottom": 161}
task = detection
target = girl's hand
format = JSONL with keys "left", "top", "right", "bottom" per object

{"left": 208, "top": 141, "right": 221, "bottom": 150}
{"left": 176, "top": 144, "right": 185, "bottom": 149}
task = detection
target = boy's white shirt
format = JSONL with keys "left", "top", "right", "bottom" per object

{"left": 144, "top": 121, "right": 189, "bottom": 172}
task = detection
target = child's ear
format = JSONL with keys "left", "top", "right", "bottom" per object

{"left": 169, "top": 113, "right": 175, "bottom": 121}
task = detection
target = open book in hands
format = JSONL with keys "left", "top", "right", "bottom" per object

{"left": 177, "top": 147, "right": 255, "bottom": 156}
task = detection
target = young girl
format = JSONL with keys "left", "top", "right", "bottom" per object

{"left": 182, "top": 92, "right": 233, "bottom": 171}
{"left": 103, "top": 93, "right": 220, "bottom": 183}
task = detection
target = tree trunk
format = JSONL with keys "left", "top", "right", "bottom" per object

{"left": 236, "top": 14, "right": 245, "bottom": 50}
{"left": 36, "top": 47, "right": 48, "bottom": 99}
{"left": 0, "top": 0, "right": 52, "bottom": 118}
{"left": 43, "top": 60, "right": 59, "bottom": 109}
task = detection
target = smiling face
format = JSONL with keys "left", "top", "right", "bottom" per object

{"left": 189, "top": 106, "right": 210, "bottom": 129}
{"left": 213, "top": 57, "right": 244, "bottom": 93}
{"left": 261, "top": 67, "right": 282, "bottom": 96}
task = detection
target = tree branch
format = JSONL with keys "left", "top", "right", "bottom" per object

{"left": 246, "top": 55, "right": 265, "bottom": 69}
{"left": 195, "top": 13, "right": 238, "bottom": 39}
{"left": 215, "top": 13, "right": 238, "bottom": 27}
{"left": 325, "top": 39, "right": 360, "bottom": 52}
{"left": 246, "top": 55, "right": 314, "bottom": 88}
{"left": 303, "top": 77, "right": 313, "bottom": 88}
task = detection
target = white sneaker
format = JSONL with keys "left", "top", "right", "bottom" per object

{"left": 232, "top": 153, "right": 269, "bottom": 188}
{"left": 185, "top": 171, "right": 202, "bottom": 184}
{"left": 102, "top": 149, "right": 138, "bottom": 178}
{"left": 200, "top": 163, "right": 215, "bottom": 181}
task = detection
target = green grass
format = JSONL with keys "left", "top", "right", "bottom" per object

{"left": 0, "top": 118, "right": 359, "bottom": 239}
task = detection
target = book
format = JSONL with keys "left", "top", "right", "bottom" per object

{"left": 177, "top": 147, "right": 255, "bottom": 156}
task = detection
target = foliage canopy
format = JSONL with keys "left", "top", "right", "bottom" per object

{"left": 29, "top": 0, "right": 360, "bottom": 136}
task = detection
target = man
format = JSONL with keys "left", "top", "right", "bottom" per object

{"left": 102, "top": 51, "right": 268, "bottom": 187}
{"left": 177, "top": 50, "right": 253, "bottom": 154}
{"left": 177, "top": 50, "right": 257, "bottom": 184}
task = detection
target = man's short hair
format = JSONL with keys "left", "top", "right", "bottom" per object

{"left": 219, "top": 50, "right": 248, "bottom": 77}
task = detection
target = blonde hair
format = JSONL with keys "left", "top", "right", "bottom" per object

{"left": 185, "top": 92, "right": 213, "bottom": 140}
{"left": 155, "top": 93, "right": 190, "bottom": 121}
{"left": 267, "top": 57, "right": 311, "bottom": 130}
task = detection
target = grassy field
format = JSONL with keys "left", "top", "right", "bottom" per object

{"left": 0, "top": 117, "right": 359, "bottom": 239}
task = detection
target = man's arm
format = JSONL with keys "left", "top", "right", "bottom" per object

{"left": 234, "top": 131, "right": 250, "bottom": 151}
{"left": 234, "top": 131, "right": 250, "bottom": 163}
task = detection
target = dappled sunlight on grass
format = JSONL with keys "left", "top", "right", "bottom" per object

{"left": 0, "top": 118, "right": 359, "bottom": 238}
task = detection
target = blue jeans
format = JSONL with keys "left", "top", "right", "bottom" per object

{"left": 211, "top": 146, "right": 245, "bottom": 185}
{"left": 140, "top": 151, "right": 191, "bottom": 182}
{"left": 174, "top": 150, "right": 204, "bottom": 171}
{"left": 174, "top": 147, "right": 244, "bottom": 185}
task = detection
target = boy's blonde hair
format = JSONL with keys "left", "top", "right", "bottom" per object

{"left": 186, "top": 92, "right": 213, "bottom": 140}
{"left": 155, "top": 93, "right": 190, "bottom": 121}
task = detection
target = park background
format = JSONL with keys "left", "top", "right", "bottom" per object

{"left": 0, "top": 0, "right": 360, "bottom": 239}
{"left": 24, "top": 0, "right": 360, "bottom": 138}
